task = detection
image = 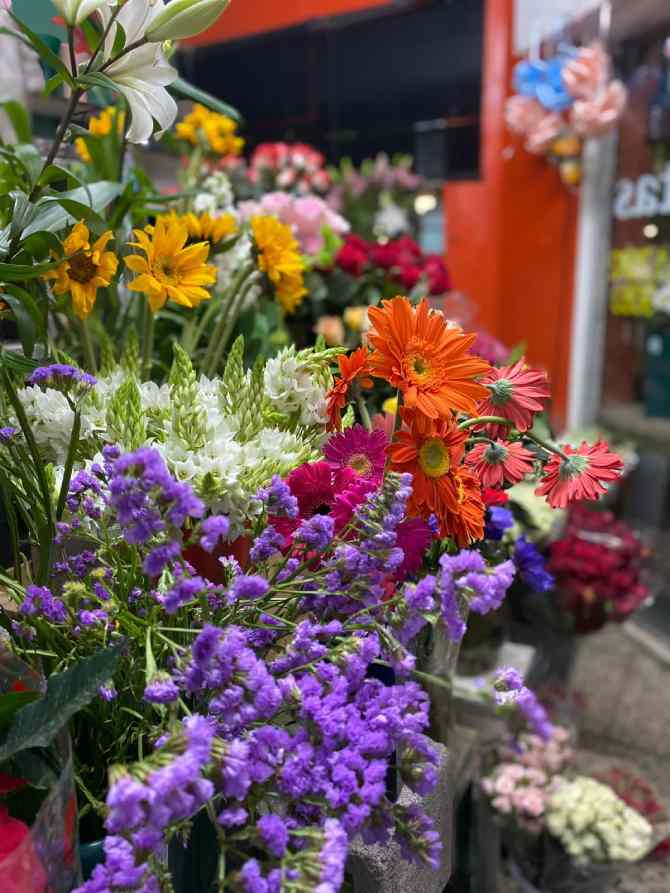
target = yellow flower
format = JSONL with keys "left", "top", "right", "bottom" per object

{"left": 343, "top": 305, "right": 369, "bottom": 333}
{"left": 160, "top": 211, "right": 238, "bottom": 248}
{"left": 251, "top": 215, "right": 307, "bottom": 314}
{"left": 43, "top": 221, "right": 118, "bottom": 320}
{"left": 382, "top": 396, "right": 398, "bottom": 415}
{"left": 175, "top": 103, "right": 243, "bottom": 156}
{"left": 75, "top": 106, "right": 126, "bottom": 163}
{"left": 75, "top": 138, "right": 92, "bottom": 163}
{"left": 125, "top": 216, "right": 217, "bottom": 312}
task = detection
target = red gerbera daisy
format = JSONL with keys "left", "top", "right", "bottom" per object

{"left": 388, "top": 417, "right": 484, "bottom": 545}
{"left": 476, "top": 359, "right": 550, "bottom": 438}
{"left": 535, "top": 441, "right": 623, "bottom": 508}
{"left": 482, "top": 487, "right": 509, "bottom": 507}
{"left": 324, "top": 425, "right": 386, "bottom": 482}
{"left": 326, "top": 347, "right": 373, "bottom": 430}
{"left": 466, "top": 439, "right": 535, "bottom": 488}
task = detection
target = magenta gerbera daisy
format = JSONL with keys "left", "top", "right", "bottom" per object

{"left": 395, "top": 517, "right": 433, "bottom": 579}
{"left": 324, "top": 425, "right": 387, "bottom": 482}
{"left": 535, "top": 441, "right": 623, "bottom": 508}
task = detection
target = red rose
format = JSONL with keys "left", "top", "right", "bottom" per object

{"left": 397, "top": 264, "right": 422, "bottom": 289}
{"left": 369, "top": 242, "right": 400, "bottom": 270}
{"left": 482, "top": 488, "right": 509, "bottom": 506}
{"left": 336, "top": 238, "right": 369, "bottom": 276}
{"left": 424, "top": 255, "right": 452, "bottom": 295}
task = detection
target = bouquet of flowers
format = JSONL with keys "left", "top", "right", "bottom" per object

{"left": 505, "top": 41, "right": 627, "bottom": 186}
{"left": 326, "top": 153, "right": 424, "bottom": 241}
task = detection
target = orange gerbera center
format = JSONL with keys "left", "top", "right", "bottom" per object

{"left": 348, "top": 453, "right": 372, "bottom": 476}
{"left": 402, "top": 339, "right": 440, "bottom": 386}
{"left": 418, "top": 438, "right": 451, "bottom": 478}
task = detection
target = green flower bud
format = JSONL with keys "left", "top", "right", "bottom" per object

{"left": 145, "top": 0, "right": 230, "bottom": 42}
{"left": 52, "top": 0, "right": 110, "bottom": 26}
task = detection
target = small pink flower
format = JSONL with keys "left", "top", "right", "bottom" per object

{"left": 571, "top": 80, "right": 627, "bottom": 137}
{"left": 505, "top": 95, "right": 546, "bottom": 135}
{"left": 562, "top": 41, "right": 609, "bottom": 100}
{"left": 519, "top": 790, "right": 546, "bottom": 818}
{"left": 495, "top": 774, "right": 517, "bottom": 796}
{"left": 492, "top": 795, "right": 512, "bottom": 814}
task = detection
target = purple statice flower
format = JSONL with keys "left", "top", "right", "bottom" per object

{"left": 439, "top": 551, "right": 515, "bottom": 620}
{"left": 257, "top": 814, "right": 289, "bottom": 857}
{"left": 239, "top": 859, "right": 268, "bottom": 893}
{"left": 74, "top": 835, "right": 155, "bottom": 893}
{"left": 161, "top": 572, "right": 206, "bottom": 614}
{"left": 219, "top": 738, "right": 252, "bottom": 800}
{"left": 93, "top": 581, "right": 111, "bottom": 601}
{"left": 143, "top": 541, "right": 181, "bottom": 577}
{"left": 109, "top": 447, "right": 203, "bottom": 546}
{"left": 398, "top": 733, "right": 441, "bottom": 795}
{"left": 27, "top": 363, "right": 96, "bottom": 394}
{"left": 20, "top": 584, "right": 68, "bottom": 623}
{"left": 78, "top": 609, "right": 109, "bottom": 627}
{"left": 294, "top": 514, "right": 335, "bottom": 551}
{"left": 316, "top": 819, "right": 348, "bottom": 889}
{"left": 143, "top": 673, "right": 179, "bottom": 704}
{"left": 229, "top": 574, "right": 269, "bottom": 604}
{"left": 491, "top": 666, "right": 553, "bottom": 741}
{"left": 256, "top": 475, "right": 298, "bottom": 519}
{"left": 199, "top": 515, "right": 230, "bottom": 553}
{"left": 0, "top": 426, "right": 17, "bottom": 445}
{"left": 436, "top": 567, "right": 467, "bottom": 642}
{"left": 513, "top": 537, "right": 555, "bottom": 592}
{"left": 269, "top": 619, "right": 342, "bottom": 674}
{"left": 250, "top": 526, "right": 284, "bottom": 562}
{"left": 493, "top": 666, "right": 524, "bottom": 693}
{"left": 275, "top": 557, "right": 300, "bottom": 583}
{"left": 218, "top": 806, "right": 248, "bottom": 828}
{"left": 485, "top": 506, "right": 515, "bottom": 541}
{"left": 184, "top": 625, "right": 282, "bottom": 735}
{"left": 10, "top": 620, "right": 35, "bottom": 641}
{"left": 54, "top": 521, "right": 71, "bottom": 545}
{"left": 396, "top": 575, "right": 436, "bottom": 645}
{"left": 98, "top": 684, "right": 117, "bottom": 702}
{"left": 394, "top": 803, "right": 442, "bottom": 869}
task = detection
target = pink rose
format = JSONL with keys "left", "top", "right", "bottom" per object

{"left": 492, "top": 795, "right": 512, "bottom": 814}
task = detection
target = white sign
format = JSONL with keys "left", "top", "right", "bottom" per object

{"left": 613, "top": 164, "right": 670, "bottom": 220}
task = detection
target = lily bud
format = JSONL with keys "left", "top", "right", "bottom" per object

{"left": 52, "top": 0, "right": 112, "bottom": 26}
{"left": 146, "top": 0, "right": 230, "bottom": 42}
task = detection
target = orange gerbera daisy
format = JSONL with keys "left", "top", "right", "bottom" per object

{"left": 367, "top": 297, "right": 491, "bottom": 431}
{"left": 388, "top": 416, "right": 485, "bottom": 546}
{"left": 326, "top": 347, "right": 373, "bottom": 430}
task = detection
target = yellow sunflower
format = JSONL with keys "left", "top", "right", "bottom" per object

{"left": 175, "top": 104, "right": 244, "bottom": 156}
{"left": 158, "top": 211, "right": 238, "bottom": 249}
{"left": 43, "top": 221, "right": 118, "bottom": 320}
{"left": 75, "top": 106, "right": 126, "bottom": 163}
{"left": 251, "top": 215, "right": 307, "bottom": 314}
{"left": 125, "top": 216, "right": 217, "bottom": 312}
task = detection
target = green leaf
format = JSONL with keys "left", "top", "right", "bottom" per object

{"left": 77, "top": 71, "right": 121, "bottom": 96}
{"left": 0, "top": 348, "right": 40, "bottom": 373}
{"left": 42, "top": 197, "right": 107, "bottom": 229}
{"left": 23, "top": 181, "right": 122, "bottom": 236}
{"left": 0, "top": 259, "right": 57, "bottom": 281}
{"left": 0, "top": 100, "right": 32, "bottom": 143}
{"left": 0, "top": 644, "right": 122, "bottom": 761}
{"left": 0, "top": 691, "right": 39, "bottom": 736}
{"left": 8, "top": 13, "right": 76, "bottom": 87}
{"left": 169, "top": 77, "right": 242, "bottom": 123}
{"left": 44, "top": 73, "right": 64, "bottom": 98}
{"left": 1, "top": 289, "right": 39, "bottom": 356}
{"left": 505, "top": 340, "right": 527, "bottom": 366}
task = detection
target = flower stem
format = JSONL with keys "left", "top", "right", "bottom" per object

{"left": 523, "top": 430, "right": 569, "bottom": 461}
{"left": 56, "top": 409, "right": 81, "bottom": 521}
{"left": 457, "top": 415, "right": 514, "bottom": 431}
{"left": 141, "top": 300, "right": 155, "bottom": 381}
{"left": 357, "top": 394, "right": 372, "bottom": 431}
{"left": 79, "top": 318, "right": 97, "bottom": 373}
{"left": 28, "top": 88, "right": 83, "bottom": 203}
{"left": 203, "top": 266, "right": 255, "bottom": 376}
{"left": 67, "top": 27, "right": 77, "bottom": 78}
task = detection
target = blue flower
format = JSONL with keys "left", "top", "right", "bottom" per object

{"left": 514, "top": 56, "right": 574, "bottom": 112}
{"left": 485, "top": 506, "right": 515, "bottom": 541}
{"left": 513, "top": 536, "right": 555, "bottom": 592}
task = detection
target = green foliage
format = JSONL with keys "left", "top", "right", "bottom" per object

{"left": 219, "top": 334, "right": 245, "bottom": 415}
{"left": 169, "top": 77, "right": 242, "bottom": 123}
{"left": 121, "top": 329, "right": 140, "bottom": 378}
{"left": 98, "top": 330, "right": 117, "bottom": 376}
{"left": 0, "top": 645, "right": 122, "bottom": 762}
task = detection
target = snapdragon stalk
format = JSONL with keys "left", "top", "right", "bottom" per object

{"left": 141, "top": 298, "right": 156, "bottom": 380}
{"left": 203, "top": 266, "right": 258, "bottom": 376}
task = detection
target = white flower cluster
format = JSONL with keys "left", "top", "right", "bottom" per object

{"left": 264, "top": 346, "right": 329, "bottom": 428}
{"left": 545, "top": 776, "right": 652, "bottom": 865}
{"left": 193, "top": 172, "right": 235, "bottom": 216}
{"left": 18, "top": 362, "right": 327, "bottom": 536}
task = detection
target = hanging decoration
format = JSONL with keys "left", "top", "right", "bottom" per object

{"left": 505, "top": 41, "right": 628, "bottom": 187}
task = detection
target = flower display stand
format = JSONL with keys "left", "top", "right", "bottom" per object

{"left": 348, "top": 742, "right": 452, "bottom": 893}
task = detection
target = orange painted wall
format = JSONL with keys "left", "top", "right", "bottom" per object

{"left": 187, "top": 0, "right": 391, "bottom": 47}
{"left": 444, "top": 0, "right": 577, "bottom": 426}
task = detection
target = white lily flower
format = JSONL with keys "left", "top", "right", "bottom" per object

{"left": 146, "top": 0, "right": 229, "bottom": 42}
{"left": 98, "top": 0, "right": 178, "bottom": 143}
{"left": 52, "top": 0, "right": 112, "bottom": 26}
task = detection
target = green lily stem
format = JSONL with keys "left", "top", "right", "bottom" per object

{"left": 141, "top": 299, "right": 155, "bottom": 381}
{"left": 457, "top": 415, "right": 514, "bottom": 431}
{"left": 79, "top": 318, "right": 97, "bottom": 373}
{"left": 27, "top": 87, "right": 84, "bottom": 203}
{"left": 67, "top": 26, "right": 77, "bottom": 78}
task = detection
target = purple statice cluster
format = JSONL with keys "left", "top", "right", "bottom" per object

{"left": 269, "top": 618, "right": 343, "bottom": 674}
{"left": 492, "top": 666, "right": 554, "bottom": 741}
{"left": 0, "top": 426, "right": 17, "bottom": 445}
{"left": 513, "top": 537, "right": 555, "bottom": 593}
{"left": 76, "top": 715, "right": 215, "bottom": 893}
{"left": 20, "top": 584, "right": 68, "bottom": 623}
{"left": 250, "top": 525, "right": 284, "bottom": 562}
{"left": 180, "top": 625, "right": 284, "bottom": 735}
{"left": 109, "top": 447, "right": 204, "bottom": 547}
{"left": 256, "top": 475, "right": 299, "bottom": 518}
{"left": 395, "top": 576, "right": 437, "bottom": 645}
{"left": 294, "top": 514, "right": 335, "bottom": 551}
{"left": 438, "top": 550, "right": 516, "bottom": 641}
{"left": 27, "top": 363, "right": 96, "bottom": 397}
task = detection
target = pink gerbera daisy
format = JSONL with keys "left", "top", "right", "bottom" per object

{"left": 535, "top": 441, "right": 623, "bottom": 508}
{"left": 477, "top": 360, "right": 550, "bottom": 438}
{"left": 395, "top": 517, "right": 433, "bottom": 579}
{"left": 466, "top": 440, "right": 535, "bottom": 488}
{"left": 324, "top": 425, "right": 387, "bottom": 482}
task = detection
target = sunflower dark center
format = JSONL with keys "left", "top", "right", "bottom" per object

{"left": 68, "top": 253, "right": 97, "bottom": 284}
